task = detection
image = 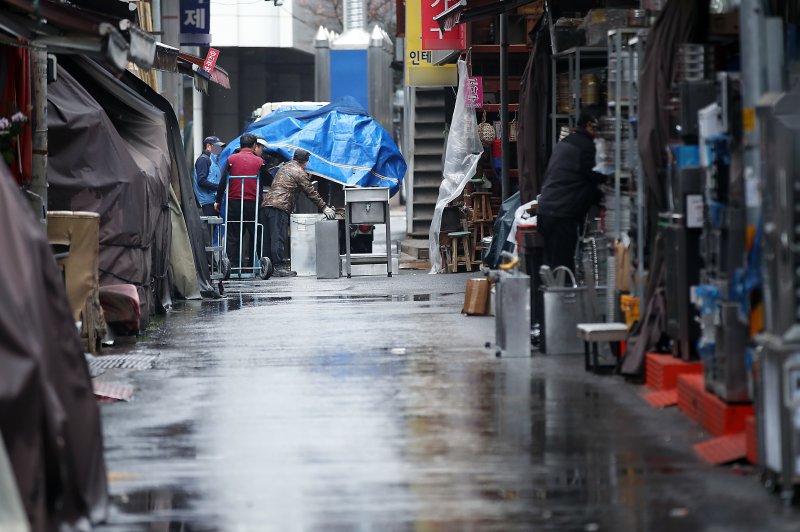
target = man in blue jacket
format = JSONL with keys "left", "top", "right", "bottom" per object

{"left": 193, "top": 135, "right": 225, "bottom": 216}
{"left": 537, "top": 109, "right": 607, "bottom": 273}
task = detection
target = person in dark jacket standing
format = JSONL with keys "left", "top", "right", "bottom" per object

{"left": 193, "top": 135, "right": 225, "bottom": 216}
{"left": 214, "top": 134, "right": 265, "bottom": 269}
{"left": 262, "top": 148, "right": 335, "bottom": 277}
{"left": 537, "top": 109, "right": 607, "bottom": 273}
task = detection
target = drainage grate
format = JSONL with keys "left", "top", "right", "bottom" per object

{"left": 86, "top": 353, "right": 158, "bottom": 375}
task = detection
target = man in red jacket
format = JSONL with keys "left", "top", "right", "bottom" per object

{"left": 214, "top": 134, "right": 265, "bottom": 269}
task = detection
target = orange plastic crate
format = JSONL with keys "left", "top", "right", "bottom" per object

{"left": 745, "top": 416, "right": 758, "bottom": 465}
{"left": 647, "top": 353, "right": 704, "bottom": 390}
{"left": 701, "top": 392, "right": 753, "bottom": 437}
{"left": 694, "top": 433, "right": 747, "bottom": 465}
{"left": 677, "top": 374, "right": 705, "bottom": 425}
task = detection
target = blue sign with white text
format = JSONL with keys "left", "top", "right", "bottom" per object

{"left": 180, "top": 0, "right": 210, "bottom": 45}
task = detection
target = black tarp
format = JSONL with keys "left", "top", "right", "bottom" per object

{"left": 119, "top": 70, "right": 218, "bottom": 298}
{"left": 58, "top": 57, "right": 216, "bottom": 301}
{"left": 637, "top": 0, "right": 709, "bottom": 257}
{"left": 60, "top": 56, "right": 176, "bottom": 308}
{"left": 0, "top": 161, "right": 107, "bottom": 530}
{"left": 486, "top": 191, "right": 521, "bottom": 268}
{"left": 517, "top": 20, "right": 551, "bottom": 204}
{"left": 47, "top": 65, "right": 167, "bottom": 328}
{"left": 626, "top": 0, "right": 709, "bottom": 375}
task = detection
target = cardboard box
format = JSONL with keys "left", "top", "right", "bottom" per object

{"left": 710, "top": 12, "right": 739, "bottom": 35}
{"left": 463, "top": 278, "right": 490, "bottom": 316}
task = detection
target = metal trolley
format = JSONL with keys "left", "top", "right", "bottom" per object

{"left": 200, "top": 215, "right": 227, "bottom": 282}
{"left": 222, "top": 175, "right": 272, "bottom": 280}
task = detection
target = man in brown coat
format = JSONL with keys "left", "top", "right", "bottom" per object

{"left": 262, "top": 148, "right": 335, "bottom": 276}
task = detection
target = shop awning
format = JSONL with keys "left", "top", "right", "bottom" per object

{"left": 434, "top": 0, "right": 539, "bottom": 31}
{"left": 177, "top": 51, "right": 231, "bottom": 89}
{"left": 150, "top": 43, "right": 231, "bottom": 92}
{"left": 0, "top": 0, "right": 154, "bottom": 70}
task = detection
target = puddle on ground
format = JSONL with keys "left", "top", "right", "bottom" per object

{"left": 189, "top": 293, "right": 455, "bottom": 314}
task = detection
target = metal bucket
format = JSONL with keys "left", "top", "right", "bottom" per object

{"left": 541, "top": 286, "right": 605, "bottom": 355}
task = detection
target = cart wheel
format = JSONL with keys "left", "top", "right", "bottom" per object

{"left": 259, "top": 257, "right": 274, "bottom": 280}
{"left": 221, "top": 256, "right": 231, "bottom": 280}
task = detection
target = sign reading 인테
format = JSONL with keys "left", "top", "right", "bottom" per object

{"left": 421, "top": 0, "right": 466, "bottom": 51}
{"left": 180, "top": 0, "right": 211, "bottom": 46}
{"left": 202, "top": 48, "right": 220, "bottom": 73}
{"left": 405, "top": 0, "right": 457, "bottom": 87}
{"left": 465, "top": 76, "right": 483, "bottom": 109}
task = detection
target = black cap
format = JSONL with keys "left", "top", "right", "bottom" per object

{"left": 293, "top": 149, "right": 310, "bottom": 163}
{"left": 203, "top": 135, "right": 224, "bottom": 147}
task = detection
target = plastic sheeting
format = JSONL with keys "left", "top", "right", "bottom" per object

{"left": 428, "top": 59, "right": 484, "bottom": 273}
{"left": 218, "top": 97, "right": 406, "bottom": 196}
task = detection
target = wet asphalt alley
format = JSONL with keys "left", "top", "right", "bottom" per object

{"left": 95, "top": 272, "right": 800, "bottom": 532}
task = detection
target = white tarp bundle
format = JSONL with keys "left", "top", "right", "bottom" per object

{"left": 428, "top": 59, "right": 484, "bottom": 273}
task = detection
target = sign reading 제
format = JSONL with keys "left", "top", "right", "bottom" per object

{"left": 421, "top": 0, "right": 466, "bottom": 51}
{"left": 180, "top": 0, "right": 211, "bottom": 45}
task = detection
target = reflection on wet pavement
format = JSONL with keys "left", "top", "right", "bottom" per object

{"left": 96, "top": 274, "right": 800, "bottom": 531}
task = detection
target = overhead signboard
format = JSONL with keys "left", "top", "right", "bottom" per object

{"left": 421, "top": 0, "right": 466, "bottom": 51}
{"left": 180, "top": 0, "right": 211, "bottom": 46}
{"left": 405, "top": 0, "right": 457, "bottom": 87}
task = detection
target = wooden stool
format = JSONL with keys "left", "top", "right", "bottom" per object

{"left": 447, "top": 231, "right": 472, "bottom": 272}
{"left": 576, "top": 323, "right": 629, "bottom": 374}
{"left": 471, "top": 192, "right": 493, "bottom": 222}
{"left": 438, "top": 232, "right": 453, "bottom": 271}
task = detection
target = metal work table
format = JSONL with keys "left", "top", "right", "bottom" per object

{"left": 344, "top": 187, "right": 392, "bottom": 278}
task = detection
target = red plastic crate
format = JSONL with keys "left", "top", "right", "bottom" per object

{"left": 746, "top": 416, "right": 758, "bottom": 465}
{"left": 701, "top": 392, "right": 753, "bottom": 437}
{"left": 694, "top": 433, "right": 747, "bottom": 465}
{"left": 646, "top": 353, "right": 704, "bottom": 390}
{"left": 641, "top": 389, "right": 678, "bottom": 408}
{"left": 677, "top": 374, "right": 705, "bottom": 425}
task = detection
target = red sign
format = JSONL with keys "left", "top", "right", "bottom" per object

{"left": 421, "top": 0, "right": 466, "bottom": 51}
{"left": 202, "top": 47, "right": 220, "bottom": 73}
{"left": 465, "top": 76, "right": 483, "bottom": 109}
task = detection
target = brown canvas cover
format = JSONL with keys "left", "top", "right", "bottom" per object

{"left": 0, "top": 162, "right": 108, "bottom": 530}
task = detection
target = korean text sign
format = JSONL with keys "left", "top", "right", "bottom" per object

{"left": 203, "top": 48, "right": 220, "bottom": 73}
{"left": 421, "top": 0, "right": 466, "bottom": 51}
{"left": 405, "top": 0, "right": 457, "bottom": 87}
{"left": 180, "top": 0, "right": 210, "bottom": 45}
{"left": 465, "top": 76, "right": 483, "bottom": 109}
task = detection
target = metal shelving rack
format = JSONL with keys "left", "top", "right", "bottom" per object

{"left": 550, "top": 46, "right": 607, "bottom": 148}
{"left": 629, "top": 31, "right": 648, "bottom": 303}
{"left": 606, "top": 28, "right": 644, "bottom": 321}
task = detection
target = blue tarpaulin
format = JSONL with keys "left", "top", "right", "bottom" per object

{"left": 218, "top": 98, "right": 407, "bottom": 196}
